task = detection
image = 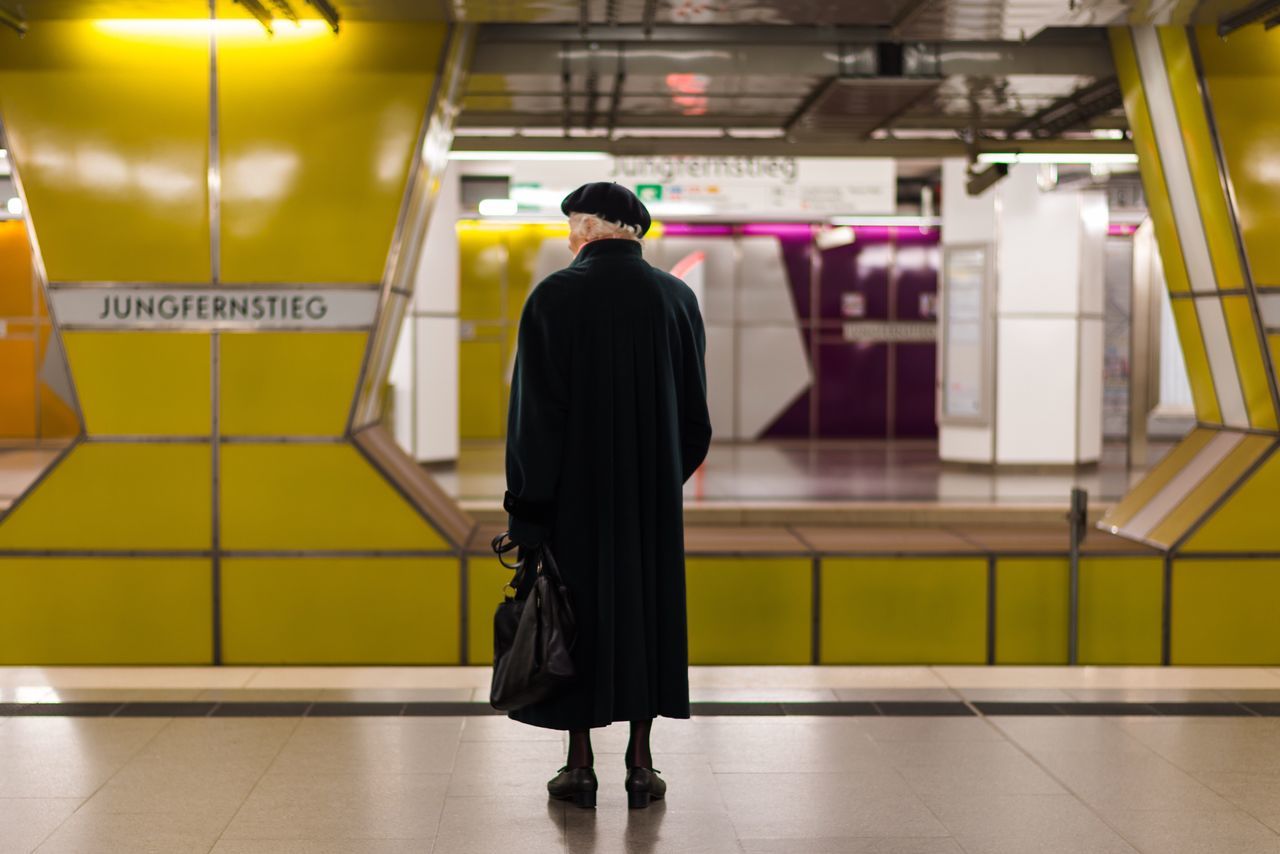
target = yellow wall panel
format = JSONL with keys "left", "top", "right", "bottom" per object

{"left": 1173, "top": 559, "right": 1280, "bottom": 664}
{"left": 1170, "top": 299, "right": 1222, "bottom": 423}
{"left": 458, "top": 227, "right": 507, "bottom": 320}
{"left": 0, "top": 21, "right": 211, "bottom": 282}
{"left": 1184, "top": 444, "right": 1280, "bottom": 552}
{"left": 0, "top": 557, "right": 211, "bottom": 664}
{"left": 1146, "top": 433, "right": 1272, "bottom": 547}
{"left": 1100, "top": 427, "right": 1215, "bottom": 530}
{"left": 1078, "top": 557, "right": 1163, "bottom": 665}
{"left": 1221, "top": 295, "right": 1277, "bottom": 430}
{"left": 459, "top": 340, "right": 505, "bottom": 440}
{"left": 1196, "top": 26, "right": 1280, "bottom": 287}
{"left": 0, "top": 220, "right": 34, "bottom": 316}
{"left": 995, "top": 559, "right": 1067, "bottom": 665}
{"left": 0, "top": 443, "right": 211, "bottom": 550}
{"left": 220, "top": 443, "right": 446, "bottom": 550}
{"left": 1110, "top": 29, "right": 1192, "bottom": 294}
{"left": 216, "top": 20, "right": 444, "bottom": 283}
{"left": 1158, "top": 28, "right": 1244, "bottom": 291}
{"left": 687, "top": 557, "right": 811, "bottom": 664}
{"left": 63, "top": 331, "right": 211, "bottom": 436}
{"left": 221, "top": 557, "right": 458, "bottom": 664}
{"left": 220, "top": 331, "right": 366, "bottom": 436}
{"left": 0, "top": 339, "right": 37, "bottom": 437}
{"left": 467, "top": 557, "right": 514, "bottom": 665}
{"left": 821, "top": 558, "right": 987, "bottom": 664}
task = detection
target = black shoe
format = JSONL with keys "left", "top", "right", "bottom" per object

{"left": 625, "top": 766, "right": 666, "bottom": 810}
{"left": 547, "top": 765, "right": 597, "bottom": 809}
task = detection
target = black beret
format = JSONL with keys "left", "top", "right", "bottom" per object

{"left": 560, "top": 182, "right": 652, "bottom": 237}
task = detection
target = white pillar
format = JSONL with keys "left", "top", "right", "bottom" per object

{"left": 389, "top": 163, "right": 460, "bottom": 462}
{"left": 939, "top": 160, "right": 1106, "bottom": 465}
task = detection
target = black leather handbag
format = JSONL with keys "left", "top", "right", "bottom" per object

{"left": 489, "top": 532, "right": 577, "bottom": 711}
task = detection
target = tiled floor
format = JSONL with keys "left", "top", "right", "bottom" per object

{"left": 7, "top": 667, "right": 1280, "bottom": 852}
{"left": 439, "top": 439, "right": 1172, "bottom": 507}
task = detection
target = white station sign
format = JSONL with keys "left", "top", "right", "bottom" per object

{"left": 49, "top": 287, "right": 381, "bottom": 330}
{"left": 508, "top": 155, "right": 897, "bottom": 217}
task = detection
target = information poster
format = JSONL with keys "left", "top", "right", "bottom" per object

{"left": 940, "top": 245, "right": 992, "bottom": 423}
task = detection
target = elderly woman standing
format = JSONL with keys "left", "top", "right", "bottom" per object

{"left": 501, "top": 182, "right": 713, "bottom": 810}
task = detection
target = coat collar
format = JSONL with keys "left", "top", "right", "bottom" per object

{"left": 570, "top": 238, "right": 643, "bottom": 266}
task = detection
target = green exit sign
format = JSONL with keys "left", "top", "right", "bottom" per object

{"left": 635, "top": 184, "right": 663, "bottom": 202}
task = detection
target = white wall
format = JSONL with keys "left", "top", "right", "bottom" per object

{"left": 389, "top": 163, "right": 461, "bottom": 462}
{"left": 939, "top": 160, "right": 1105, "bottom": 465}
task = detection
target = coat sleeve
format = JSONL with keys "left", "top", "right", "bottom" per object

{"left": 504, "top": 282, "right": 570, "bottom": 547}
{"left": 680, "top": 296, "right": 713, "bottom": 483}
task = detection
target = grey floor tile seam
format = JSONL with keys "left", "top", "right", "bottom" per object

{"left": 32, "top": 715, "right": 180, "bottom": 854}
{"left": 980, "top": 716, "right": 1159, "bottom": 854}
{"left": 1115, "top": 723, "right": 1280, "bottom": 842}
{"left": 208, "top": 715, "right": 306, "bottom": 851}
{"left": 427, "top": 720, "right": 472, "bottom": 854}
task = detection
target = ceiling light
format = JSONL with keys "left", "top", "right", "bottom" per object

{"left": 449, "top": 151, "right": 611, "bottom": 162}
{"left": 978, "top": 152, "right": 1139, "bottom": 165}
{"left": 305, "top": 0, "right": 340, "bottom": 33}
{"left": 5, "top": 197, "right": 23, "bottom": 216}
{"left": 829, "top": 216, "right": 942, "bottom": 227}
{"left": 478, "top": 198, "right": 519, "bottom": 216}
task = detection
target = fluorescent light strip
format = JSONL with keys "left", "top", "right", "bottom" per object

{"left": 829, "top": 216, "right": 941, "bottom": 227}
{"left": 448, "top": 151, "right": 611, "bottom": 162}
{"left": 977, "top": 152, "right": 1139, "bottom": 165}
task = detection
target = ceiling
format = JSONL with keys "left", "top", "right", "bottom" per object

{"left": 2, "top": 0, "right": 1274, "bottom": 157}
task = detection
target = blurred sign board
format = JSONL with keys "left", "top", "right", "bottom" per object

{"left": 509, "top": 156, "right": 896, "bottom": 217}
{"left": 939, "top": 244, "right": 993, "bottom": 424}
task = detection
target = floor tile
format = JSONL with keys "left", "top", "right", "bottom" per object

{"left": 0, "top": 798, "right": 81, "bottom": 854}
{"left": 32, "top": 810, "right": 227, "bottom": 854}
{"left": 211, "top": 842, "right": 431, "bottom": 854}
{"left": 564, "top": 806, "right": 741, "bottom": 853}
{"left": 717, "top": 772, "right": 948, "bottom": 839}
{"left": 1033, "top": 748, "right": 1236, "bottom": 812}
{"left": 267, "top": 717, "right": 462, "bottom": 776}
{"left": 220, "top": 772, "right": 450, "bottom": 840}
{"left": 1099, "top": 808, "right": 1280, "bottom": 854}
{"left": 739, "top": 839, "right": 964, "bottom": 853}
{"left": 920, "top": 792, "right": 1137, "bottom": 853}
{"left": 431, "top": 795, "right": 565, "bottom": 854}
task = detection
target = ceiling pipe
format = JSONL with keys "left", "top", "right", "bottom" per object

{"left": 0, "top": 5, "right": 25, "bottom": 36}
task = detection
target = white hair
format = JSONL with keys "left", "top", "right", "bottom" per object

{"left": 568, "top": 211, "right": 643, "bottom": 243}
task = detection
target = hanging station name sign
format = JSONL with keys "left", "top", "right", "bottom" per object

{"left": 48, "top": 287, "right": 381, "bottom": 330}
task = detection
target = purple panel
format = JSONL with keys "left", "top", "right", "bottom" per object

{"left": 777, "top": 233, "right": 814, "bottom": 321}
{"left": 818, "top": 240, "right": 891, "bottom": 322}
{"left": 894, "top": 343, "right": 938, "bottom": 438}
{"left": 895, "top": 242, "right": 940, "bottom": 320}
{"left": 762, "top": 387, "right": 812, "bottom": 438}
{"left": 817, "top": 340, "right": 889, "bottom": 438}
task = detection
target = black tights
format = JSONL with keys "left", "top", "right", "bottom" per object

{"left": 566, "top": 719, "right": 654, "bottom": 770}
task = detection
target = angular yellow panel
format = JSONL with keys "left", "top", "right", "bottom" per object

{"left": 995, "top": 559, "right": 1067, "bottom": 665}
{"left": 1078, "top": 557, "right": 1162, "bottom": 665}
{"left": 220, "top": 331, "right": 366, "bottom": 436}
{"left": 1196, "top": 25, "right": 1280, "bottom": 287}
{"left": 1146, "top": 433, "right": 1272, "bottom": 547}
{"left": 1172, "top": 559, "right": 1280, "bottom": 664}
{"left": 468, "top": 556, "right": 514, "bottom": 665}
{"left": 0, "top": 557, "right": 211, "bottom": 664}
{"left": 1221, "top": 296, "right": 1277, "bottom": 430}
{"left": 0, "top": 443, "right": 212, "bottom": 550}
{"left": 216, "top": 20, "right": 444, "bottom": 283}
{"left": 1100, "top": 427, "right": 1215, "bottom": 530}
{"left": 0, "top": 220, "right": 34, "bottom": 316}
{"left": 687, "top": 558, "right": 811, "bottom": 664}
{"left": 1158, "top": 28, "right": 1244, "bottom": 291}
{"left": 63, "top": 331, "right": 211, "bottom": 436}
{"left": 821, "top": 558, "right": 986, "bottom": 664}
{"left": 1110, "top": 28, "right": 1191, "bottom": 294}
{"left": 219, "top": 442, "right": 446, "bottom": 550}
{"left": 1170, "top": 299, "right": 1222, "bottom": 423}
{"left": 0, "top": 339, "right": 37, "bottom": 438}
{"left": 1184, "top": 443, "right": 1280, "bottom": 552}
{"left": 222, "top": 557, "right": 459, "bottom": 664}
{"left": 0, "top": 21, "right": 211, "bottom": 282}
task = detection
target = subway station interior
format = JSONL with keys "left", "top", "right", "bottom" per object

{"left": 3, "top": 0, "right": 1280, "bottom": 851}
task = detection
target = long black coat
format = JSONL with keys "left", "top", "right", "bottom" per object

{"left": 501, "top": 237, "right": 713, "bottom": 731}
